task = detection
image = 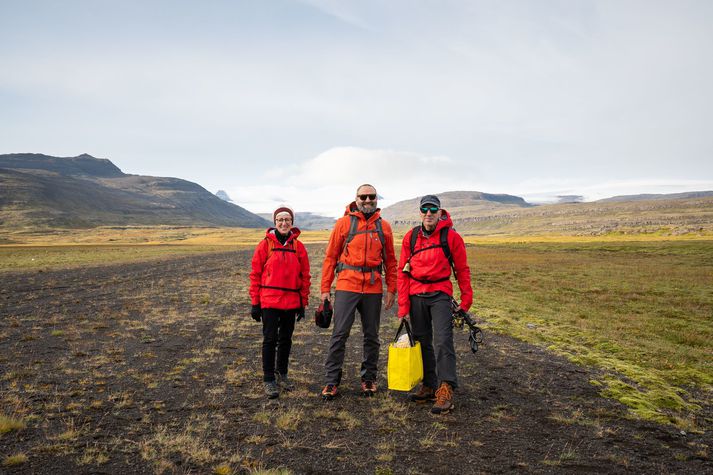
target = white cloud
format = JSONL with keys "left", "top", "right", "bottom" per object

{"left": 231, "top": 149, "right": 713, "bottom": 216}
{"left": 2, "top": 1, "right": 712, "bottom": 201}
{"left": 230, "top": 146, "right": 486, "bottom": 217}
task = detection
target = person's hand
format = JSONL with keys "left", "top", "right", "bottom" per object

{"left": 384, "top": 291, "right": 395, "bottom": 310}
{"left": 250, "top": 304, "right": 262, "bottom": 322}
{"left": 296, "top": 307, "right": 305, "bottom": 322}
{"left": 320, "top": 292, "right": 330, "bottom": 303}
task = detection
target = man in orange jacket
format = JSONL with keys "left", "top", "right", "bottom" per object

{"left": 320, "top": 184, "right": 398, "bottom": 399}
{"left": 397, "top": 194, "right": 473, "bottom": 414}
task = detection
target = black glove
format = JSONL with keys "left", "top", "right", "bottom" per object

{"left": 296, "top": 307, "right": 305, "bottom": 322}
{"left": 251, "top": 304, "right": 262, "bottom": 322}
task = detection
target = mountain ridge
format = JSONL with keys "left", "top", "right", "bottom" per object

{"left": 0, "top": 153, "right": 270, "bottom": 229}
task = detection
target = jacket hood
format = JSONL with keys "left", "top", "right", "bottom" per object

{"left": 265, "top": 227, "right": 301, "bottom": 242}
{"left": 432, "top": 209, "right": 453, "bottom": 232}
{"left": 345, "top": 202, "right": 382, "bottom": 221}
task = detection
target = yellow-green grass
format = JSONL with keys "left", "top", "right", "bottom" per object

{"left": 0, "top": 226, "right": 332, "bottom": 272}
{"left": 0, "top": 225, "right": 331, "bottom": 245}
{"left": 0, "top": 415, "right": 26, "bottom": 434}
{"left": 470, "top": 239, "right": 713, "bottom": 428}
{"left": 464, "top": 230, "right": 713, "bottom": 244}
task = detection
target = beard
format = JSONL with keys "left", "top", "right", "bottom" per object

{"left": 356, "top": 202, "right": 377, "bottom": 213}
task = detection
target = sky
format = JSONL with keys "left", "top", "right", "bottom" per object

{"left": 2, "top": 0, "right": 712, "bottom": 217}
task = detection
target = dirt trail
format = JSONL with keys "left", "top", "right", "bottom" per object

{"left": 1, "top": 247, "right": 710, "bottom": 474}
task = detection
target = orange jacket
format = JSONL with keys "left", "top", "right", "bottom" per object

{"left": 321, "top": 203, "right": 397, "bottom": 295}
{"left": 250, "top": 228, "right": 311, "bottom": 310}
{"left": 397, "top": 210, "right": 473, "bottom": 317}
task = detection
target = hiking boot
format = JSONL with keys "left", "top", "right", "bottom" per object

{"left": 431, "top": 382, "right": 454, "bottom": 414}
{"left": 276, "top": 373, "right": 295, "bottom": 392}
{"left": 361, "top": 380, "right": 377, "bottom": 397}
{"left": 264, "top": 380, "right": 279, "bottom": 399}
{"left": 409, "top": 384, "right": 436, "bottom": 403}
{"left": 321, "top": 384, "right": 338, "bottom": 400}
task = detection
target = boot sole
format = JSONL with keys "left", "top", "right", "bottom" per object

{"left": 410, "top": 397, "right": 436, "bottom": 404}
{"left": 430, "top": 404, "right": 454, "bottom": 414}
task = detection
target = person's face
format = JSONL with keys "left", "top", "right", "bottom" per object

{"left": 420, "top": 204, "right": 442, "bottom": 229}
{"left": 355, "top": 186, "right": 378, "bottom": 213}
{"left": 275, "top": 214, "right": 292, "bottom": 234}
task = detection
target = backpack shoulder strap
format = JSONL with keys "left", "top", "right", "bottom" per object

{"left": 374, "top": 217, "right": 386, "bottom": 263}
{"left": 440, "top": 227, "right": 452, "bottom": 264}
{"left": 409, "top": 226, "right": 420, "bottom": 254}
{"left": 343, "top": 215, "right": 359, "bottom": 246}
{"left": 264, "top": 236, "right": 274, "bottom": 259}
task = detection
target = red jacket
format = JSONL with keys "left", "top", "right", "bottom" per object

{"left": 397, "top": 210, "right": 473, "bottom": 317}
{"left": 250, "top": 228, "right": 311, "bottom": 310}
{"left": 321, "top": 203, "right": 397, "bottom": 295}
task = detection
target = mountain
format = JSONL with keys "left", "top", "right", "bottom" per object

{"left": 215, "top": 190, "right": 233, "bottom": 202}
{"left": 0, "top": 153, "right": 270, "bottom": 228}
{"left": 381, "top": 190, "right": 532, "bottom": 226}
{"left": 382, "top": 190, "right": 713, "bottom": 236}
{"left": 597, "top": 191, "right": 713, "bottom": 202}
{"left": 257, "top": 212, "right": 336, "bottom": 230}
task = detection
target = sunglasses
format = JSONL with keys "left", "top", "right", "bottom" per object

{"left": 357, "top": 194, "right": 377, "bottom": 201}
{"left": 420, "top": 206, "right": 440, "bottom": 214}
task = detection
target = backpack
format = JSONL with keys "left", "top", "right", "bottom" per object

{"left": 404, "top": 226, "right": 456, "bottom": 283}
{"left": 335, "top": 215, "right": 388, "bottom": 284}
{"left": 259, "top": 234, "right": 303, "bottom": 305}
{"left": 343, "top": 214, "right": 387, "bottom": 264}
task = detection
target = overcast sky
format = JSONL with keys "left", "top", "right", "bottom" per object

{"left": 2, "top": 0, "right": 712, "bottom": 217}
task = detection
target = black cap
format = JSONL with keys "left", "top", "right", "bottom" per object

{"left": 419, "top": 194, "right": 441, "bottom": 208}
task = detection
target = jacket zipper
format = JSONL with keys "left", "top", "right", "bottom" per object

{"left": 362, "top": 218, "right": 368, "bottom": 293}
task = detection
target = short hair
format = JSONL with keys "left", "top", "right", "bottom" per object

{"left": 356, "top": 183, "right": 376, "bottom": 195}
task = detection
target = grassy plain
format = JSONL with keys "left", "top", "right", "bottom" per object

{"left": 468, "top": 238, "right": 713, "bottom": 428}
{"left": 0, "top": 226, "right": 329, "bottom": 272}
{"left": 1, "top": 227, "right": 711, "bottom": 472}
{"left": 2, "top": 226, "right": 711, "bottom": 429}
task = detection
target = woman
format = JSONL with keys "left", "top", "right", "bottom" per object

{"left": 249, "top": 206, "right": 311, "bottom": 399}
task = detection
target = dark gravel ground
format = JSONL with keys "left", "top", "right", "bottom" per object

{"left": 1, "top": 247, "right": 711, "bottom": 474}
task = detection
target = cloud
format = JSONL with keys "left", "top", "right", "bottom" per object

{"left": 230, "top": 146, "right": 484, "bottom": 217}
{"left": 519, "top": 179, "right": 713, "bottom": 204}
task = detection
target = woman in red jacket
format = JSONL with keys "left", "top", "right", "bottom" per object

{"left": 249, "top": 206, "right": 311, "bottom": 399}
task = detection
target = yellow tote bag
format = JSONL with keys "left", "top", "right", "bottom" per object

{"left": 387, "top": 320, "right": 423, "bottom": 391}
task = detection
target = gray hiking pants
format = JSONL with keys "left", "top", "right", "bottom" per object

{"left": 409, "top": 292, "right": 458, "bottom": 389}
{"left": 324, "top": 291, "right": 382, "bottom": 385}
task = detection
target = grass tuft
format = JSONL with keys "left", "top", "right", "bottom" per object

{"left": 0, "top": 415, "right": 26, "bottom": 434}
{"left": 3, "top": 453, "right": 28, "bottom": 466}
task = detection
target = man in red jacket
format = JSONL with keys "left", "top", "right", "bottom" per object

{"left": 320, "top": 184, "right": 398, "bottom": 399}
{"left": 397, "top": 194, "right": 473, "bottom": 414}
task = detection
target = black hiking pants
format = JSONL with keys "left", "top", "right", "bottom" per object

{"left": 409, "top": 292, "right": 458, "bottom": 389}
{"left": 261, "top": 308, "right": 297, "bottom": 382}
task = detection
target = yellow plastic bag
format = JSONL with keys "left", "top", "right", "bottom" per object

{"left": 387, "top": 320, "right": 423, "bottom": 391}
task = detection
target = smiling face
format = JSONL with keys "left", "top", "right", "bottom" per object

{"left": 274, "top": 213, "right": 292, "bottom": 234}
{"left": 420, "top": 204, "right": 442, "bottom": 231}
{"left": 355, "top": 185, "right": 378, "bottom": 214}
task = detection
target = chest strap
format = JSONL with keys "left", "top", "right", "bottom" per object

{"left": 335, "top": 262, "right": 383, "bottom": 284}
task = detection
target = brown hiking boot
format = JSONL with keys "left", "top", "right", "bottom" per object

{"left": 321, "top": 384, "right": 339, "bottom": 400}
{"left": 361, "top": 380, "right": 377, "bottom": 397}
{"left": 431, "top": 382, "right": 454, "bottom": 414}
{"left": 408, "top": 384, "right": 436, "bottom": 403}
